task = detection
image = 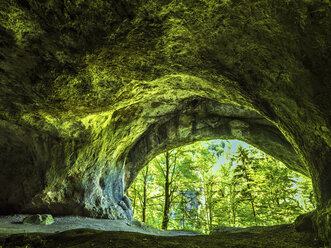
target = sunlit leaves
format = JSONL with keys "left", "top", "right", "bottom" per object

{"left": 128, "top": 140, "right": 314, "bottom": 233}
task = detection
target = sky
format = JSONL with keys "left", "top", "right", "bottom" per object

{"left": 204, "top": 139, "right": 307, "bottom": 202}
{"left": 206, "top": 139, "right": 250, "bottom": 167}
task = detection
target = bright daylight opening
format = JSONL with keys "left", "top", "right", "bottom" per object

{"left": 128, "top": 140, "right": 314, "bottom": 234}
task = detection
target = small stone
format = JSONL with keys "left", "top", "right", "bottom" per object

{"left": 23, "top": 214, "right": 54, "bottom": 225}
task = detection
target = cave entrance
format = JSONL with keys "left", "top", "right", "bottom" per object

{"left": 127, "top": 140, "right": 314, "bottom": 234}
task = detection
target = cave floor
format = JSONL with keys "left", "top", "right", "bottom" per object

{"left": 0, "top": 215, "right": 171, "bottom": 237}
{"left": 0, "top": 215, "right": 323, "bottom": 248}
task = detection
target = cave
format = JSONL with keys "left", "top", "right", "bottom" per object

{"left": 0, "top": 0, "right": 330, "bottom": 247}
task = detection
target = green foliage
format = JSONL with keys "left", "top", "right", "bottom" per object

{"left": 128, "top": 140, "right": 315, "bottom": 233}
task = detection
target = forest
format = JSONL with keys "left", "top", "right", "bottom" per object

{"left": 127, "top": 140, "right": 315, "bottom": 234}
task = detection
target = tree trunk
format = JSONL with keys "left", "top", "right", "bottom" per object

{"left": 162, "top": 151, "right": 171, "bottom": 230}
{"left": 181, "top": 191, "right": 185, "bottom": 228}
{"left": 231, "top": 185, "right": 237, "bottom": 225}
{"left": 242, "top": 157, "right": 257, "bottom": 225}
{"left": 232, "top": 206, "right": 236, "bottom": 225}
{"left": 208, "top": 183, "right": 214, "bottom": 230}
{"left": 142, "top": 166, "right": 149, "bottom": 223}
{"left": 132, "top": 185, "right": 137, "bottom": 214}
{"left": 250, "top": 199, "right": 257, "bottom": 225}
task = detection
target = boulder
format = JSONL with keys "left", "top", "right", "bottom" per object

{"left": 23, "top": 214, "right": 54, "bottom": 225}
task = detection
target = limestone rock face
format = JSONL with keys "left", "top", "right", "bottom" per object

{"left": 0, "top": 0, "right": 330, "bottom": 245}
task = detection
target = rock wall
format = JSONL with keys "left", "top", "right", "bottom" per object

{"left": 124, "top": 98, "right": 306, "bottom": 190}
{"left": 0, "top": 0, "right": 330, "bottom": 244}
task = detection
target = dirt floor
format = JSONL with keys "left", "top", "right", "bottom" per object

{"left": 0, "top": 215, "right": 324, "bottom": 248}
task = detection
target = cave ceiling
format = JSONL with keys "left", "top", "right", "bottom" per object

{"left": 0, "top": 2, "right": 330, "bottom": 242}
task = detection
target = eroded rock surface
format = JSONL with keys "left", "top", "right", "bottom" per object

{"left": 0, "top": 0, "right": 330, "bottom": 245}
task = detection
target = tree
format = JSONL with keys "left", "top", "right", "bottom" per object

{"left": 154, "top": 149, "right": 193, "bottom": 230}
{"left": 128, "top": 165, "right": 153, "bottom": 223}
{"left": 161, "top": 151, "right": 172, "bottom": 230}
{"left": 233, "top": 145, "right": 258, "bottom": 225}
{"left": 141, "top": 165, "right": 150, "bottom": 223}
{"left": 128, "top": 140, "right": 315, "bottom": 233}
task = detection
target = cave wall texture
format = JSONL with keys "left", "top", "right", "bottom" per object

{"left": 0, "top": 0, "right": 330, "bottom": 244}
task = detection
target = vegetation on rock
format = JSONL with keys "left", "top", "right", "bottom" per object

{"left": 0, "top": 0, "right": 329, "bottom": 245}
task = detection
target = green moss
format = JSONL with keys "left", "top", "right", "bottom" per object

{"left": 0, "top": 1, "right": 43, "bottom": 46}
{"left": 0, "top": 0, "right": 330, "bottom": 244}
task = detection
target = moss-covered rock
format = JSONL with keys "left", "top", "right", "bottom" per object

{"left": 0, "top": 0, "right": 330, "bottom": 245}
{"left": 23, "top": 214, "right": 54, "bottom": 225}
{"left": 313, "top": 202, "right": 331, "bottom": 247}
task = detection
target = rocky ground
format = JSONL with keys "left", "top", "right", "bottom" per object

{"left": 0, "top": 215, "right": 199, "bottom": 237}
{"left": 0, "top": 215, "right": 324, "bottom": 248}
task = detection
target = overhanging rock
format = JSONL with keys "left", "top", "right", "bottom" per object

{"left": 0, "top": 0, "right": 330, "bottom": 245}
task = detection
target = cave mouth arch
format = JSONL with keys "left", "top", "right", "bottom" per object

{"left": 123, "top": 98, "right": 308, "bottom": 192}
{"left": 127, "top": 139, "right": 314, "bottom": 232}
